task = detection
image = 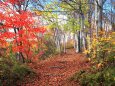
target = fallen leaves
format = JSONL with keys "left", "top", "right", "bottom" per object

{"left": 20, "top": 49, "right": 90, "bottom": 86}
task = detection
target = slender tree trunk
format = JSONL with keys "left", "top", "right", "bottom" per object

{"left": 54, "top": 28, "right": 58, "bottom": 51}
{"left": 54, "top": 28, "right": 61, "bottom": 53}
{"left": 110, "top": 0, "right": 114, "bottom": 31}
{"left": 98, "top": 0, "right": 103, "bottom": 31}
{"left": 77, "top": 31, "right": 81, "bottom": 52}
{"left": 13, "top": 28, "right": 25, "bottom": 62}
{"left": 81, "top": 14, "right": 87, "bottom": 51}
{"left": 88, "top": 0, "right": 93, "bottom": 44}
{"left": 95, "top": 0, "right": 98, "bottom": 37}
{"left": 74, "top": 33, "right": 77, "bottom": 49}
{"left": 76, "top": 14, "right": 82, "bottom": 53}
{"left": 97, "top": 0, "right": 105, "bottom": 33}
{"left": 63, "top": 33, "right": 66, "bottom": 53}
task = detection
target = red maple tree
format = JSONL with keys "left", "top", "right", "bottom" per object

{"left": 0, "top": 1, "right": 46, "bottom": 62}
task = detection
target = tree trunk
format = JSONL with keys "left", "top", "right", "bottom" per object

{"left": 81, "top": 14, "right": 87, "bottom": 51}
{"left": 54, "top": 28, "right": 62, "bottom": 53}
{"left": 98, "top": 0, "right": 103, "bottom": 31}
{"left": 63, "top": 33, "right": 66, "bottom": 53}
{"left": 95, "top": 0, "right": 98, "bottom": 37}
{"left": 77, "top": 31, "right": 81, "bottom": 52}
{"left": 97, "top": 0, "right": 104, "bottom": 33}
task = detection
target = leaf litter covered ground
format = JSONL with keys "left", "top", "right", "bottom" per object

{"left": 20, "top": 49, "right": 90, "bottom": 86}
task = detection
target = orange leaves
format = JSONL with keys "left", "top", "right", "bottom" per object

{"left": 34, "top": 11, "right": 43, "bottom": 16}
{"left": 0, "top": 39, "right": 7, "bottom": 48}
{"left": 39, "top": 27, "right": 46, "bottom": 33}
{"left": 28, "top": 27, "right": 46, "bottom": 33}
{"left": 12, "top": 45, "right": 23, "bottom": 52}
{"left": 0, "top": 13, "right": 5, "bottom": 21}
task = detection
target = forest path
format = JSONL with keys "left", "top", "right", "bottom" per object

{"left": 22, "top": 49, "right": 90, "bottom": 86}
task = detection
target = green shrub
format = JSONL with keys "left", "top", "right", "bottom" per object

{"left": 0, "top": 57, "right": 34, "bottom": 86}
{"left": 71, "top": 66, "right": 115, "bottom": 86}
{"left": 0, "top": 80, "right": 2, "bottom": 86}
{"left": 74, "top": 32, "right": 115, "bottom": 86}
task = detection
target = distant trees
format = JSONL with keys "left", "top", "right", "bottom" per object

{"left": 60, "top": 0, "right": 90, "bottom": 52}
{"left": 59, "top": 0, "right": 114, "bottom": 53}
{"left": 95, "top": 0, "right": 107, "bottom": 36}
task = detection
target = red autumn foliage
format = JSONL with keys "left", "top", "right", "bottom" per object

{"left": 6, "top": 0, "right": 24, "bottom": 5}
{"left": 0, "top": 1, "right": 46, "bottom": 61}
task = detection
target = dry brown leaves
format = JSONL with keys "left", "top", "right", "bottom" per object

{"left": 20, "top": 49, "right": 91, "bottom": 86}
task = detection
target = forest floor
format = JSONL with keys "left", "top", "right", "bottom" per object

{"left": 21, "top": 49, "right": 91, "bottom": 86}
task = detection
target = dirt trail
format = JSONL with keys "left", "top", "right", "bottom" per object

{"left": 22, "top": 49, "right": 90, "bottom": 86}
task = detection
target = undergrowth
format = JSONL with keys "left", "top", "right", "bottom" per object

{"left": 70, "top": 31, "right": 115, "bottom": 86}
{"left": 0, "top": 57, "right": 35, "bottom": 86}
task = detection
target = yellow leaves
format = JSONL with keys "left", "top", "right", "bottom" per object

{"left": 34, "top": 10, "right": 43, "bottom": 16}
{"left": 92, "top": 38, "right": 98, "bottom": 44}
{"left": 47, "top": 25, "right": 53, "bottom": 30}
{"left": 91, "top": 38, "right": 98, "bottom": 50}
{"left": 36, "top": 11, "right": 43, "bottom": 16}
{"left": 86, "top": 30, "right": 115, "bottom": 60}
{"left": 112, "top": 42, "right": 115, "bottom": 45}
{"left": 99, "top": 31, "right": 105, "bottom": 35}
{"left": 45, "top": 32, "right": 53, "bottom": 36}
{"left": 83, "top": 49, "right": 90, "bottom": 54}
{"left": 100, "top": 38, "right": 105, "bottom": 41}
{"left": 99, "top": 37, "right": 111, "bottom": 42}
{"left": 32, "top": 44, "right": 37, "bottom": 49}
{"left": 112, "top": 32, "right": 115, "bottom": 35}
